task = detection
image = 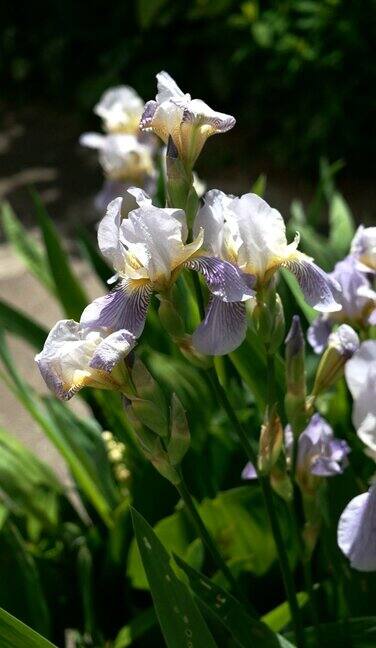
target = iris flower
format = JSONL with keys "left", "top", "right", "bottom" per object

{"left": 242, "top": 414, "right": 350, "bottom": 489}
{"left": 35, "top": 320, "right": 135, "bottom": 400}
{"left": 192, "top": 190, "right": 341, "bottom": 354}
{"left": 80, "top": 188, "right": 254, "bottom": 353}
{"left": 94, "top": 85, "right": 145, "bottom": 134}
{"left": 79, "top": 133, "right": 155, "bottom": 185}
{"left": 345, "top": 340, "right": 376, "bottom": 453}
{"left": 308, "top": 255, "right": 376, "bottom": 353}
{"left": 140, "top": 71, "right": 235, "bottom": 167}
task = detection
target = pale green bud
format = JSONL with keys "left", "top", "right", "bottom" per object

{"left": 258, "top": 407, "right": 283, "bottom": 474}
{"left": 311, "top": 324, "right": 359, "bottom": 398}
{"left": 158, "top": 297, "right": 186, "bottom": 340}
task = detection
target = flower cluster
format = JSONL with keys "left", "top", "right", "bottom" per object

{"left": 35, "top": 71, "right": 376, "bottom": 575}
{"left": 80, "top": 85, "right": 157, "bottom": 210}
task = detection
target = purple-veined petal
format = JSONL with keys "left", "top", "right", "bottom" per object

{"left": 307, "top": 315, "right": 332, "bottom": 354}
{"left": 241, "top": 462, "right": 258, "bottom": 480}
{"left": 140, "top": 100, "right": 158, "bottom": 130}
{"left": 80, "top": 281, "right": 152, "bottom": 338}
{"left": 90, "top": 329, "right": 136, "bottom": 372}
{"left": 182, "top": 99, "right": 236, "bottom": 133}
{"left": 184, "top": 256, "right": 254, "bottom": 303}
{"left": 192, "top": 297, "right": 247, "bottom": 356}
{"left": 338, "top": 484, "right": 376, "bottom": 571}
{"left": 286, "top": 258, "right": 342, "bottom": 312}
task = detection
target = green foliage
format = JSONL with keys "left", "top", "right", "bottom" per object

{"left": 131, "top": 507, "right": 218, "bottom": 648}
{"left": 0, "top": 184, "right": 373, "bottom": 647}
{"left": 0, "top": 607, "right": 57, "bottom": 648}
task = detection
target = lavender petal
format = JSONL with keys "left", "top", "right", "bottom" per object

{"left": 192, "top": 297, "right": 247, "bottom": 356}
{"left": 185, "top": 256, "right": 254, "bottom": 303}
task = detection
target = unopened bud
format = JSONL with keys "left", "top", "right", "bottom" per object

{"left": 312, "top": 324, "right": 359, "bottom": 397}
{"left": 258, "top": 407, "right": 283, "bottom": 474}
{"left": 166, "top": 135, "right": 192, "bottom": 211}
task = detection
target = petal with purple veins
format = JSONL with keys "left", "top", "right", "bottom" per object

{"left": 192, "top": 297, "right": 247, "bottom": 356}
{"left": 286, "top": 258, "right": 342, "bottom": 312}
{"left": 185, "top": 256, "right": 254, "bottom": 303}
{"left": 90, "top": 329, "right": 136, "bottom": 372}
{"left": 80, "top": 281, "right": 152, "bottom": 338}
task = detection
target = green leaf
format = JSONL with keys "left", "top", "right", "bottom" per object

{"left": 175, "top": 555, "right": 282, "bottom": 647}
{"left": 329, "top": 192, "right": 355, "bottom": 258}
{"left": 0, "top": 426, "right": 63, "bottom": 528}
{"left": 285, "top": 617, "right": 376, "bottom": 647}
{"left": 0, "top": 607, "right": 56, "bottom": 648}
{"left": 0, "top": 299, "right": 47, "bottom": 349}
{"left": 131, "top": 507, "right": 218, "bottom": 648}
{"left": 280, "top": 269, "right": 316, "bottom": 324}
{"left": 128, "top": 508, "right": 201, "bottom": 590}
{"left": 0, "top": 202, "right": 55, "bottom": 293}
{"left": 113, "top": 608, "right": 157, "bottom": 648}
{"left": 31, "top": 191, "right": 88, "bottom": 319}
{"left": 261, "top": 593, "right": 308, "bottom": 632}
{"left": 0, "top": 331, "right": 114, "bottom": 527}
{"left": 0, "top": 523, "right": 50, "bottom": 638}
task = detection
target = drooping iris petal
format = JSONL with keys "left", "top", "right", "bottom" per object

{"left": 338, "top": 484, "right": 376, "bottom": 571}
{"left": 307, "top": 315, "right": 332, "bottom": 354}
{"left": 35, "top": 320, "right": 135, "bottom": 400}
{"left": 192, "top": 297, "right": 247, "bottom": 356}
{"left": 80, "top": 282, "right": 152, "bottom": 338}
{"left": 286, "top": 257, "right": 341, "bottom": 312}
{"left": 345, "top": 341, "right": 376, "bottom": 452}
{"left": 90, "top": 329, "right": 136, "bottom": 371}
{"left": 184, "top": 256, "right": 254, "bottom": 303}
{"left": 290, "top": 414, "right": 350, "bottom": 478}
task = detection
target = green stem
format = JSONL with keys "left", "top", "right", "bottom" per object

{"left": 176, "top": 474, "right": 239, "bottom": 595}
{"left": 288, "top": 501, "right": 321, "bottom": 646}
{"left": 208, "top": 367, "right": 306, "bottom": 647}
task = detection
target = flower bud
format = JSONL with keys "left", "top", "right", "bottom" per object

{"left": 270, "top": 463, "right": 293, "bottom": 502}
{"left": 312, "top": 324, "right": 359, "bottom": 398}
{"left": 258, "top": 407, "right": 283, "bottom": 474}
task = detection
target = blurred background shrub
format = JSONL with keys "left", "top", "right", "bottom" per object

{"left": 1, "top": 0, "right": 375, "bottom": 172}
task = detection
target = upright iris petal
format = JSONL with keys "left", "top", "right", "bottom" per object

{"left": 193, "top": 189, "right": 341, "bottom": 352}
{"left": 140, "top": 71, "right": 235, "bottom": 166}
{"left": 94, "top": 85, "right": 145, "bottom": 134}
{"left": 35, "top": 320, "right": 135, "bottom": 400}
{"left": 81, "top": 189, "right": 254, "bottom": 352}
{"left": 345, "top": 341, "right": 376, "bottom": 453}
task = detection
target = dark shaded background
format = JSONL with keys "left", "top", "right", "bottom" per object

{"left": 1, "top": 0, "right": 375, "bottom": 227}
